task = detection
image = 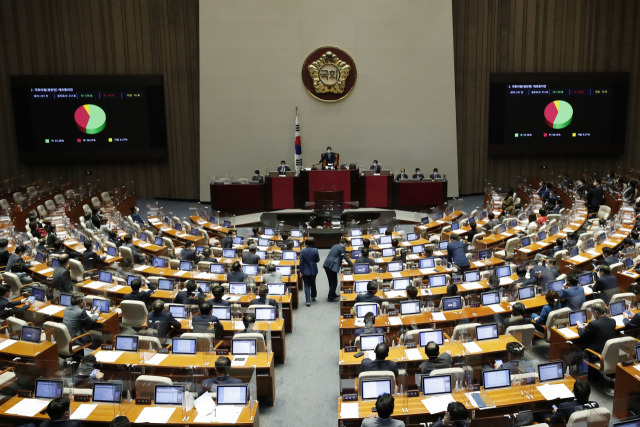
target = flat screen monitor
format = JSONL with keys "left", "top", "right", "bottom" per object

{"left": 256, "top": 251, "right": 266, "bottom": 260}
{"left": 233, "top": 237, "right": 244, "bottom": 245}
{"left": 115, "top": 335, "right": 139, "bottom": 352}
{"left": 578, "top": 272, "right": 594, "bottom": 286}
{"left": 242, "top": 265, "right": 258, "bottom": 276}
{"left": 393, "top": 278, "right": 411, "bottom": 290}
{"left": 107, "top": 245, "right": 118, "bottom": 256}
{"left": 636, "top": 345, "right": 640, "bottom": 363}
{"left": 171, "top": 338, "right": 196, "bottom": 354}
{"left": 482, "top": 369, "right": 511, "bottom": 390}
{"left": 222, "top": 249, "right": 235, "bottom": 258}
{"left": 257, "top": 238, "right": 270, "bottom": 247}
{"left": 354, "top": 281, "right": 369, "bottom": 293}
{"left": 569, "top": 310, "right": 587, "bottom": 327}
{"left": 223, "top": 220, "right": 231, "bottom": 228}
{"left": 419, "top": 329, "right": 444, "bottom": 346}
{"left": 420, "top": 257, "right": 436, "bottom": 269}
{"left": 350, "top": 250, "right": 362, "bottom": 260}
{"left": 354, "top": 264, "right": 370, "bottom": 275}
{"left": 378, "top": 226, "right": 389, "bottom": 234}
{"left": 481, "top": 291, "right": 501, "bottom": 306}
{"left": 625, "top": 257, "right": 635, "bottom": 269}
{"left": 282, "top": 250, "right": 296, "bottom": 261}
{"left": 550, "top": 279, "right": 565, "bottom": 292}
{"left": 59, "top": 293, "right": 72, "bottom": 306}
{"left": 450, "top": 222, "right": 460, "bottom": 231}
{"left": 139, "top": 232, "right": 148, "bottom": 241}
{"left": 35, "top": 251, "right": 45, "bottom": 263}
{"left": 430, "top": 275, "right": 447, "bottom": 288}
{"left": 550, "top": 225, "right": 559, "bottom": 236}
{"left": 154, "top": 384, "right": 184, "bottom": 405}
{"left": 569, "top": 246, "right": 579, "bottom": 257}
{"left": 168, "top": 304, "right": 187, "bottom": 319}
{"left": 173, "top": 223, "right": 182, "bottom": 232}
{"left": 31, "top": 287, "right": 46, "bottom": 302}
{"left": 351, "top": 238, "right": 363, "bottom": 248}
{"left": 210, "top": 263, "right": 225, "bottom": 274}
{"left": 34, "top": 379, "right": 63, "bottom": 399}
{"left": 92, "top": 382, "right": 123, "bottom": 403}
{"left": 179, "top": 261, "right": 193, "bottom": 271}
{"left": 412, "top": 244, "right": 424, "bottom": 255}
{"left": 229, "top": 283, "right": 247, "bottom": 295}
{"left": 127, "top": 275, "right": 140, "bottom": 286}
{"left": 217, "top": 385, "right": 248, "bottom": 405}
{"left": 154, "top": 237, "right": 164, "bottom": 246}
{"left": 98, "top": 271, "right": 112, "bottom": 283}
{"left": 196, "top": 281, "right": 210, "bottom": 293}
{"left": 610, "top": 301, "right": 627, "bottom": 317}
{"left": 481, "top": 210, "right": 488, "bottom": 218}
{"left": 518, "top": 286, "right": 535, "bottom": 300}
{"left": 496, "top": 266, "right": 511, "bottom": 278}
{"left": 476, "top": 324, "right": 499, "bottom": 341}
{"left": 478, "top": 249, "right": 491, "bottom": 260}
{"left": 255, "top": 306, "right": 276, "bottom": 321}
{"left": 521, "top": 236, "right": 531, "bottom": 247}
{"left": 21, "top": 326, "right": 41, "bottom": 343}
{"left": 267, "top": 283, "right": 286, "bottom": 295}
{"left": 264, "top": 228, "right": 275, "bottom": 236}
{"left": 232, "top": 339, "right": 257, "bottom": 355}
{"left": 421, "top": 374, "right": 452, "bottom": 396}
{"left": 439, "top": 241, "right": 449, "bottom": 250}
{"left": 93, "top": 298, "right": 109, "bottom": 313}
{"left": 586, "top": 239, "right": 595, "bottom": 249}
{"left": 442, "top": 296, "right": 463, "bottom": 311}
{"left": 498, "top": 224, "right": 507, "bottom": 234}
{"left": 157, "top": 278, "right": 175, "bottom": 291}
{"left": 381, "top": 248, "right": 395, "bottom": 257}
{"left": 436, "top": 212, "right": 445, "bottom": 220}
{"left": 379, "top": 235, "right": 392, "bottom": 245}
{"left": 355, "top": 303, "right": 379, "bottom": 318}
{"left": 51, "top": 258, "right": 60, "bottom": 268}
{"left": 399, "top": 300, "right": 420, "bottom": 316}
{"left": 350, "top": 228, "right": 363, "bottom": 237}
{"left": 359, "top": 333, "right": 385, "bottom": 351}
{"left": 464, "top": 271, "right": 480, "bottom": 283}
{"left": 276, "top": 266, "right": 292, "bottom": 276}
{"left": 361, "top": 379, "right": 391, "bottom": 400}
{"left": 212, "top": 306, "right": 231, "bottom": 320}
{"left": 290, "top": 230, "right": 303, "bottom": 238}
{"left": 152, "top": 257, "right": 166, "bottom": 268}
{"left": 407, "top": 233, "right": 418, "bottom": 241}
{"left": 387, "top": 261, "right": 403, "bottom": 272}
{"left": 538, "top": 361, "right": 564, "bottom": 382}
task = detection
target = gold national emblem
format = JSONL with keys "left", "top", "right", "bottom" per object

{"left": 308, "top": 51, "right": 351, "bottom": 94}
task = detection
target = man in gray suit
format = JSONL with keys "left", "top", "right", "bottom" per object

{"left": 362, "top": 393, "right": 405, "bottom": 427}
{"left": 323, "top": 238, "right": 353, "bottom": 302}
{"left": 63, "top": 291, "right": 100, "bottom": 345}
{"left": 53, "top": 254, "right": 73, "bottom": 293}
{"left": 242, "top": 244, "right": 260, "bottom": 265}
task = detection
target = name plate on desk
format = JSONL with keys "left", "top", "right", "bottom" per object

{"left": 17, "top": 390, "right": 32, "bottom": 398}
{"left": 344, "top": 346, "right": 357, "bottom": 353}
{"left": 343, "top": 289, "right": 353, "bottom": 294}
{"left": 407, "top": 390, "right": 420, "bottom": 397}
{"left": 135, "top": 397, "right": 151, "bottom": 405}
{"left": 157, "top": 348, "right": 169, "bottom": 354}
{"left": 342, "top": 393, "right": 358, "bottom": 401}
{"left": 216, "top": 349, "right": 229, "bottom": 355}
{"left": 387, "top": 310, "right": 398, "bottom": 317}
{"left": 101, "top": 344, "right": 113, "bottom": 351}
{"left": 74, "top": 395, "right": 90, "bottom": 402}
{"left": 343, "top": 314, "right": 354, "bottom": 319}
{"left": 406, "top": 343, "right": 417, "bottom": 349}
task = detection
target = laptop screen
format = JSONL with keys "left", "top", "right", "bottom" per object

{"left": 476, "top": 324, "right": 499, "bottom": 341}
{"left": 210, "top": 264, "right": 225, "bottom": 274}
{"left": 255, "top": 307, "right": 276, "bottom": 321}
{"left": 536, "top": 230, "right": 546, "bottom": 241}
{"left": 610, "top": 301, "right": 626, "bottom": 317}
{"left": 115, "top": 335, "right": 139, "bottom": 352}
{"left": 378, "top": 226, "right": 389, "bottom": 234}
{"left": 354, "top": 281, "right": 369, "bottom": 293}
{"left": 173, "top": 223, "right": 182, "bottom": 231}
{"left": 107, "top": 245, "right": 118, "bottom": 256}
{"left": 422, "top": 374, "right": 452, "bottom": 396}
{"left": 393, "top": 278, "right": 411, "bottom": 290}
{"left": 496, "top": 266, "right": 511, "bottom": 278}
{"left": 521, "top": 237, "right": 531, "bottom": 247}
{"left": 481, "top": 291, "right": 500, "bottom": 306}
{"left": 59, "top": 293, "right": 72, "bottom": 306}
{"left": 51, "top": 258, "right": 60, "bottom": 268}
{"left": 256, "top": 251, "right": 266, "bottom": 260}
{"left": 92, "top": 382, "right": 123, "bottom": 403}
{"left": 420, "top": 257, "right": 436, "bottom": 268}
{"left": 407, "top": 233, "right": 418, "bottom": 241}
{"left": 550, "top": 225, "right": 559, "bottom": 235}
{"left": 430, "top": 275, "right": 447, "bottom": 288}
{"left": 350, "top": 250, "right": 362, "bottom": 260}
{"left": 498, "top": 225, "right": 507, "bottom": 234}
{"left": 276, "top": 266, "right": 292, "bottom": 276}
{"left": 538, "top": 361, "right": 564, "bottom": 382}
{"left": 157, "top": 279, "right": 175, "bottom": 291}
{"left": 412, "top": 244, "right": 424, "bottom": 255}
{"left": 232, "top": 339, "right": 257, "bottom": 355}
{"left": 196, "top": 281, "right": 210, "bottom": 293}
{"left": 419, "top": 329, "right": 444, "bottom": 346}
{"left": 179, "top": 261, "right": 193, "bottom": 271}
{"left": 223, "top": 220, "right": 232, "bottom": 228}
{"left": 35, "top": 251, "right": 45, "bottom": 263}
{"left": 387, "top": 261, "right": 403, "bottom": 272}
{"left": 282, "top": 250, "right": 296, "bottom": 261}
{"left": 35, "top": 379, "right": 63, "bottom": 399}
{"left": 569, "top": 246, "right": 579, "bottom": 257}
{"left": 242, "top": 265, "right": 258, "bottom": 276}
{"left": 127, "top": 275, "right": 139, "bottom": 286}
{"left": 381, "top": 248, "right": 395, "bottom": 257}
{"left": 439, "top": 241, "right": 449, "bottom": 250}
{"left": 264, "top": 228, "right": 275, "bottom": 236}
{"left": 361, "top": 379, "right": 391, "bottom": 400}
{"left": 578, "top": 272, "right": 594, "bottom": 286}
{"left": 171, "top": 338, "right": 196, "bottom": 354}
{"left": 360, "top": 333, "right": 385, "bottom": 351}
{"left": 464, "top": 271, "right": 480, "bottom": 283}
{"left": 229, "top": 283, "right": 247, "bottom": 295}
{"left": 153, "top": 237, "right": 164, "bottom": 246}
{"left": 233, "top": 237, "right": 244, "bottom": 245}
{"left": 569, "top": 310, "right": 587, "bottom": 326}
{"left": 483, "top": 369, "right": 511, "bottom": 390}
{"left": 154, "top": 385, "right": 184, "bottom": 405}
{"left": 350, "top": 228, "right": 363, "bottom": 237}
{"left": 436, "top": 212, "right": 445, "bottom": 219}
{"left": 212, "top": 306, "right": 231, "bottom": 320}
{"left": 399, "top": 300, "right": 420, "bottom": 316}
{"left": 93, "top": 299, "right": 109, "bottom": 313}
{"left": 152, "top": 257, "right": 166, "bottom": 268}
{"left": 442, "top": 296, "right": 462, "bottom": 311}
{"left": 168, "top": 304, "right": 187, "bottom": 319}
{"left": 217, "top": 385, "right": 248, "bottom": 405}
{"left": 98, "top": 271, "right": 112, "bottom": 283}
{"left": 31, "top": 287, "right": 46, "bottom": 302}
{"left": 379, "top": 235, "right": 392, "bottom": 245}
{"left": 351, "top": 238, "right": 363, "bottom": 248}
{"left": 222, "top": 249, "right": 235, "bottom": 258}
{"left": 257, "top": 238, "right": 270, "bottom": 247}
{"left": 267, "top": 283, "right": 286, "bottom": 295}
{"left": 518, "top": 286, "right": 535, "bottom": 300}
{"left": 549, "top": 279, "right": 565, "bottom": 292}
{"left": 478, "top": 249, "right": 491, "bottom": 260}
{"left": 625, "top": 257, "right": 635, "bottom": 268}
{"left": 355, "top": 304, "right": 379, "bottom": 318}
{"left": 290, "top": 230, "right": 302, "bottom": 238}
{"left": 21, "top": 326, "right": 41, "bottom": 343}
{"left": 451, "top": 222, "right": 459, "bottom": 231}
{"left": 421, "top": 216, "right": 430, "bottom": 224}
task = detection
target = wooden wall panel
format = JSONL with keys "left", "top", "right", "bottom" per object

{"left": 453, "top": 0, "right": 640, "bottom": 194}
{"left": 0, "top": 0, "right": 199, "bottom": 200}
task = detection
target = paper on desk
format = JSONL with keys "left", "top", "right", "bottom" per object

{"left": 603, "top": 240, "right": 616, "bottom": 246}
{"left": 134, "top": 265, "right": 150, "bottom": 272}
{"left": 519, "top": 248, "right": 531, "bottom": 253}
{"left": 388, "top": 316, "right": 403, "bottom": 326}
{"left": 7, "top": 398, "right": 50, "bottom": 416}
{"left": 342, "top": 275, "right": 354, "bottom": 281}
{"left": 474, "top": 261, "right": 485, "bottom": 267}
{"left": 586, "top": 250, "right": 600, "bottom": 256}
{"left": 0, "top": 339, "right": 17, "bottom": 351}
{"left": 571, "top": 255, "right": 588, "bottom": 263}
{"left": 420, "top": 288, "right": 432, "bottom": 296}
{"left": 174, "top": 270, "right": 188, "bottom": 277}
{"left": 405, "top": 348, "right": 423, "bottom": 360}
{"left": 135, "top": 407, "right": 176, "bottom": 424}
{"left": 613, "top": 315, "right": 626, "bottom": 328}
{"left": 340, "top": 402, "right": 360, "bottom": 419}
{"left": 421, "top": 394, "right": 456, "bottom": 414}
{"left": 224, "top": 295, "right": 240, "bottom": 302}
{"left": 70, "top": 403, "right": 98, "bottom": 420}
{"left": 634, "top": 364, "right": 640, "bottom": 372}
{"left": 233, "top": 321, "right": 245, "bottom": 330}
{"left": 557, "top": 327, "right": 579, "bottom": 339}
{"left": 194, "top": 391, "right": 216, "bottom": 416}
{"left": 195, "top": 405, "right": 243, "bottom": 423}
{"left": 420, "top": 268, "right": 436, "bottom": 275}
{"left": 489, "top": 305, "right": 506, "bottom": 313}
{"left": 461, "top": 282, "right": 482, "bottom": 290}
{"left": 39, "top": 267, "right": 54, "bottom": 274}
{"left": 37, "top": 304, "right": 65, "bottom": 316}
{"left": 452, "top": 229, "right": 465, "bottom": 234}
{"left": 138, "top": 242, "right": 151, "bottom": 248}
{"left": 84, "top": 281, "right": 104, "bottom": 290}
{"left": 390, "top": 272, "right": 403, "bottom": 278}
{"left": 270, "top": 260, "right": 280, "bottom": 265}
{"left": 584, "top": 287, "right": 593, "bottom": 296}
{"left": 385, "top": 290, "right": 406, "bottom": 299}
{"left": 177, "top": 233, "right": 189, "bottom": 238}
{"left": 365, "top": 350, "right": 376, "bottom": 360}
{"left": 499, "top": 277, "right": 514, "bottom": 285}
{"left": 146, "top": 353, "right": 169, "bottom": 365}
{"left": 231, "top": 356, "right": 248, "bottom": 366}
{"left": 110, "top": 285, "right": 125, "bottom": 292}
{"left": 536, "top": 383, "right": 574, "bottom": 400}
{"left": 65, "top": 240, "right": 79, "bottom": 245}
{"left": 462, "top": 342, "right": 483, "bottom": 353}
{"left": 95, "top": 350, "right": 124, "bottom": 363}
{"left": 431, "top": 312, "right": 446, "bottom": 321}
{"left": 194, "top": 272, "right": 213, "bottom": 279}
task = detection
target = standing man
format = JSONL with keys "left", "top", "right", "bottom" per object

{"left": 53, "top": 254, "right": 73, "bottom": 293}
{"left": 323, "top": 238, "right": 353, "bottom": 302}
{"left": 446, "top": 233, "right": 470, "bottom": 272}
{"left": 300, "top": 237, "right": 320, "bottom": 307}
{"left": 395, "top": 168, "right": 408, "bottom": 180}
{"left": 370, "top": 160, "right": 382, "bottom": 174}
{"left": 277, "top": 160, "right": 291, "bottom": 175}
{"left": 221, "top": 230, "right": 235, "bottom": 249}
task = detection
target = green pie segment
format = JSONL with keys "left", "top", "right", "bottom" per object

{"left": 74, "top": 104, "right": 106, "bottom": 134}
{"left": 544, "top": 100, "right": 573, "bottom": 129}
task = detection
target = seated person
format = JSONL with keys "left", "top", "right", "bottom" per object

{"left": 592, "top": 264, "right": 619, "bottom": 304}
{"left": 405, "top": 285, "right": 418, "bottom": 301}
{"left": 123, "top": 278, "right": 155, "bottom": 306}
{"left": 531, "top": 290, "right": 560, "bottom": 332}
{"left": 577, "top": 303, "right": 616, "bottom": 360}
{"left": 250, "top": 284, "right": 277, "bottom": 307}
{"left": 602, "top": 246, "right": 619, "bottom": 266}
{"left": 241, "top": 312, "right": 256, "bottom": 333}
{"left": 6, "top": 245, "right": 34, "bottom": 284}
{"left": 355, "top": 247, "right": 376, "bottom": 266}
{"left": 361, "top": 342, "right": 398, "bottom": 376}
{"left": 484, "top": 212, "right": 500, "bottom": 231}
{"left": 419, "top": 341, "right": 452, "bottom": 375}
{"left": 429, "top": 168, "right": 442, "bottom": 179}
{"left": 180, "top": 241, "right": 201, "bottom": 263}
{"left": 548, "top": 380, "right": 598, "bottom": 426}
{"left": 432, "top": 401, "right": 468, "bottom": 427}
{"left": 487, "top": 342, "right": 532, "bottom": 375}
{"left": 122, "top": 234, "right": 147, "bottom": 264}
{"left": 559, "top": 273, "right": 585, "bottom": 310}
{"left": 277, "top": 160, "right": 291, "bottom": 175}
{"left": 174, "top": 280, "right": 204, "bottom": 305}
{"left": 221, "top": 230, "right": 236, "bottom": 249}
{"left": 130, "top": 206, "right": 145, "bottom": 226}
{"left": 242, "top": 244, "right": 260, "bottom": 265}
{"left": 0, "top": 238, "right": 10, "bottom": 268}
{"left": 319, "top": 146, "right": 337, "bottom": 169}
{"left": 201, "top": 356, "right": 242, "bottom": 392}
{"left": 41, "top": 396, "right": 82, "bottom": 427}
{"left": 116, "top": 258, "right": 135, "bottom": 279}
{"left": 353, "top": 312, "right": 384, "bottom": 340}
{"left": 251, "top": 169, "right": 264, "bottom": 183}
{"left": 209, "top": 285, "right": 231, "bottom": 307}
{"left": 362, "top": 393, "right": 405, "bottom": 427}
{"left": 446, "top": 233, "right": 470, "bottom": 272}
{"left": 263, "top": 263, "right": 282, "bottom": 284}
{"left": 227, "top": 261, "right": 247, "bottom": 283}
{"left": 412, "top": 168, "right": 424, "bottom": 180}
{"left": 63, "top": 291, "right": 100, "bottom": 346}
{"left": 148, "top": 299, "right": 181, "bottom": 341}
{"left": 192, "top": 301, "right": 223, "bottom": 336}
{"left": 200, "top": 247, "right": 217, "bottom": 263}
{"left": 395, "top": 168, "right": 408, "bottom": 180}
{"left": 107, "top": 230, "right": 123, "bottom": 248}
{"left": 0, "top": 283, "right": 29, "bottom": 320}
{"left": 82, "top": 240, "right": 105, "bottom": 270}
{"left": 495, "top": 301, "right": 526, "bottom": 333}
{"left": 111, "top": 416, "right": 131, "bottom": 427}
{"left": 355, "top": 281, "right": 382, "bottom": 304}
{"left": 391, "top": 248, "right": 408, "bottom": 263}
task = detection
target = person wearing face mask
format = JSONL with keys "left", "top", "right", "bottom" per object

{"left": 319, "top": 146, "right": 338, "bottom": 170}
{"left": 130, "top": 206, "right": 145, "bottom": 226}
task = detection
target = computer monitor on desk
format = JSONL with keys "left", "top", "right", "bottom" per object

{"left": 35, "top": 379, "right": 63, "bottom": 399}
{"left": 442, "top": 296, "right": 462, "bottom": 311}
{"left": 360, "top": 379, "right": 391, "bottom": 400}
{"left": 419, "top": 329, "right": 444, "bottom": 346}
{"left": 360, "top": 333, "right": 385, "bottom": 351}
{"left": 154, "top": 384, "right": 185, "bottom": 405}
{"left": 355, "top": 303, "right": 378, "bottom": 318}
{"left": 115, "top": 335, "right": 139, "bottom": 352}
{"left": 399, "top": 300, "right": 420, "bottom": 316}
{"left": 212, "top": 306, "right": 231, "bottom": 320}
{"left": 482, "top": 369, "right": 511, "bottom": 390}
{"left": 421, "top": 374, "right": 451, "bottom": 396}
{"left": 92, "top": 382, "right": 123, "bottom": 403}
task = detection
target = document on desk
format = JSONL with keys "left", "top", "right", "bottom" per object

{"left": 519, "top": 248, "right": 531, "bottom": 253}
{"left": 65, "top": 240, "right": 79, "bottom": 245}
{"left": 421, "top": 394, "right": 456, "bottom": 414}
{"left": 499, "top": 277, "right": 514, "bottom": 285}
{"left": 340, "top": 402, "right": 360, "bottom": 418}
{"left": 194, "top": 272, "right": 213, "bottom": 280}
{"left": 420, "top": 288, "right": 432, "bottom": 296}
{"left": 342, "top": 275, "right": 353, "bottom": 281}
{"left": 570, "top": 255, "right": 589, "bottom": 263}
{"left": 135, "top": 407, "right": 176, "bottom": 424}
{"left": 378, "top": 243, "right": 392, "bottom": 249}
{"left": 95, "top": 350, "right": 124, "bottom": 363}
{"left": 385, "top": 290, "right": 406, "bottom": 299}
{"left": 110, "top": 285, "right": 125, "bottom": 292}
{"left": 462, "top": 342, "right": 483, "bottom": 354}
{"left": 0, "top": 338, "right": 17, "bottom": 351}
{"left": 37, "top": 304, "right": 65, "bottom": 316}
{"left": 461, "top": 282, "right": 482, "bottom": 290}
{"left": 39, "top": 267, "right": 54, "bottom": 274}
{"left": 431, "top": 312, "right": 446, "bottom": 321}
{"left": 174, "top": 270, "right": 188, "bottom": 277}
{"left": 134, "top": 265, "right": 150, "bottom": 272}
{"left": 536, "top": 383, "right": 573, "bottom": 400}
{"left": 387, "top": 316, "right": 403, "bottom": 326}
{"left": 420, "top": 268, "right": 436, "bottom": 275}
{"left": 557, "top": 328, "right": 579, "bottom": 339}
{"left": 84, "top": 281, "right": 104, "bottom": 290}
{"left": 271, "top": 260, "right": 280, "bottom": 265}
{"left": 233, "top": 321, "right": 245, "bottom": 330}
{"left": 146, "top": 353, "right": 169, "bottom": 365}
{"left": 195, "top": 405, "right": 243, "bottom": 423}
{"left": 390, "top": 272, "right": 403, "bottom": 278}
{"left": 70, "top": 403, "right": 98, "bottom": 420}
{"left": 586, "top": 250, "right": 600, "bottom": 256}
{"left": 231, "top": 356, "right": 248, "bottom": 366}
{"left": 405, "top": 348, "right": 423, "bottom": 360}
{"left": 6, "top": 398, "right": 50, "bottom": 416}
{"left": 613, "top": 315, "right": 626, "bottom": 327}
{"left": 138, "top": 242, "right": 151, "bottom": 248}
{"left": 194, "top": 391, "right": 216, "bottom": 416}
{"left": 474, "top": 261, "right": 485, "bottom": 267}
{"left": 489, "top": 305, "right": 506, "bottom": 313}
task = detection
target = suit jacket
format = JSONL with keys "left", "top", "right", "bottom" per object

{"left": 355, "top": 293, "right": 382, "bottom": 304}
{"left": 578, "top": 316, "right": 616, "bottom": 354}
{"left": 587, "top": 186, "right": 604, "bottom": 208}
{"left": 323, "top": 243, "right": 352, "bottom": 273}
{"left": 604, "top": 255, "right": 620, "bottom": 266}
{"left": 123, "top": 283, "right": 155, "bottom": 304}
{"left": 63, "top": 305, "right": 98, "bottom": 338}
{"left": 250, "top": 297, "right": 277, "bottom": 307}
{"left": 263, "top": 271, "right": 282, "bottom": 284}
{"left": 412, "top": 173, "right": 424, "bottom": 180}
{"left": 419, "top": 353, "right": 452, "bottom": 375}
{"left": 242, "top": 252, "right": 260, "bottom": 265}
{"left": 429, "top": 173, "right": 441, "bottom": 179}
{"left": 0, "top": 248, "right": 10, "bottom": 267}
{"left": 53, "top": 267, "right": 73, "bottom": 292}
{"left": 82, "top": 249, "right": 104, "bottom": 270}
{"left": 227, "top": 271, "right": 247, "bottom": 283}
{"left": 180, "top": 248, "right": 200, "bottom": 263}
{"left": 396, "top": 172, "right": 408, "bottom": 180}
{"left": 131, "top": 212, "right": 145, "bottom": 225}
{"left": 549, "top": 400, "right": 599, "bottom": 425}
{"left": 370, "top": 164, "right": 382, "bottom": 173}
{"left": 201, "top": 375, "right": 242, "bottom": 391}
{"left": 592, "top": 275, "right": 618, "bottom": 304}
{"left": 6, "top": 253, "right": 26, "bottom": 273}
{"left": 355, "top": 257, "right": 376, "bottom": 266}
{"left": 147, "top": 311, "right": 181, "bottom": 338}
{"left": 559, "top": 286, "right": 586, "bottom": 311}
{"left": 446, "top": 240, "right": 470, "bottom": 268}
{"left": 361, "top": 417, "right": 405, "bottom": 427}
{"left": 221, "top": 236, "right": 234, "bottom": 249}
{"left": 321, "top": 152, "right": 337, "bottom": 165}
{"left": 277, "top": 165, "right": 291, "bottom": 174}
{"left": 361, "top": 358, "right": 399, "bottom": 376}
{"left": 210, "top": 297, "right": 231, "bottom": 307}
{"left": 300, "top": 247, "right": 320, "bottom": 276}
{"left": 192, "top": 314, "right": 222, "bottom": 334}
{"left": 174, "top": 289, "right": 204, "bottom": 305}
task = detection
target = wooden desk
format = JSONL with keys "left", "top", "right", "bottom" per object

{"left": 613, "top": 363, "right": 640, "bottom": 419}
{"left": 22, "top": 302, "right": 120, "bottom": 338}
{"left": 0, "top": 337, "right": 59, "bottom": 377}
{"left": 148, "top": 216, "right": 206, "bottom": 246}
{"left": 189, "top": 215, "right": 235, "bottom": 239}
{"left": 0, "top": 396, "right": 259, "bottom": 426}
{"left": 413, "top": 211, "right": 465, "bottom": 236}
{"left": 361, "top": 175, "right": 393, "bottom": 208}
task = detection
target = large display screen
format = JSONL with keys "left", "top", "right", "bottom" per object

{"left": 11, "top": 75, "right": 168, "bottom": 162}
{"left": 488, "top": 73, "right": 628, "bottom": 156}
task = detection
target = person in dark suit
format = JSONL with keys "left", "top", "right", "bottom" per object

{"left": 201, "top": 356, "right": 242, "bottom": 392}
{"left": 277, "top": 160, "right": 291, "bottom": 175}
{"left": 531, "top": 290, "right": 560, "bottom": 332}
{"left": 174, "top": 280, "right": 204, "bottom": 305}
{"left": 148, "top": 299, "right": 181, "bottom": 341}
{"left": 429, "top": 168, "right": 442, "bottom": 179}
{"left": 242, "top": 244, "right": 260, "bottom": 265}
{"left": 559, "top": 273, "right": 585, "bottom": 310}
{"left": 227, "top": 261, "right": 247, "bottom": 283}
{"left": 81, "top": 241, "right": 105, "bottom": 271}
{"left": 323, "top": 238, "right": 353, "bottom": 302}
{"left": 180, "top": 241, "right": 201, "bottom": 263}
{"left": 130, "top": 206, "right": 145, "bottom": 226}
{"left": 431, "top": 402, "right": 469, "bottom": 427}
{"left": 355, "top": 281, "right": 382, "bottom": 304}
{"left": 494, "top": 301, "right": 526, "bottom": 334}
{"left": 209, "top": 285, "right": 231, "bottom": 307}
{"left": 361, "top": 343, "right": 398, "bottom": 376}
{"left": 250, "top": 284, "right": 276, "bottom": 307}
{"left": 251, "top": 170, "right": 264, "bottom": 183}
{"left": 446, "top": 233, "right": 470, "bottom": 272}
{"left": 576, "top": 303, "right": 616, "bottom": 358}
{"left": 319, "top": 146, "right": 337, "bottom": 169}
{"left": 362, "top": 394, "right": 405, "bottom": 427}
{"left": 53, "top": 254, "right": 73, "bottom": 293}
{"left": 353, "top": 312, "right": 384, "bottom": 339}
{"left": 90, "top": 208, "right": 103, "bottom": 229}
{"left": 200, "top": 247, "right": 217, "bottom": 263}
{"left": 495, "top": 342, "right": 530, "bottom": 375}
{"left": 548, "top": 380, "right": 599, "bottom": 425}
{"left": 300, "top": 237, "right": 320, "bottom": 306}
{"left": 623, "top": 309, "right": 640, "bottom": 337}
{"left": 0, "top": 284, "right": 29, "bottom": 319}
{"left": 123, "top": 278, "right": 155, "bottom": 306}
{"left": 122, "top": 234, "right": 146, "bottom": 264}
{"left": 395, "top": 168, "right": 408, "bottom": 180}
{"left": 592, "top": 265, "right": 619, "bottom": 304}
{"left": 221, "top": 230, "right": 235, "bottom": 249}
{"left": 587, "top": 179, "right": 605, "bottom": 213}
{"left": 192, "top": 302, "right": 223, "bottom": 335}
{"left": 419, "top": 341, "right": 452, "bottom": 375}
{"left": 355, "top": 247, "right": 376, "bottom": 266}
{"left": 240, "top": 312, "right": 256, "bottom": 333}
{"left": 63, "top": 292, "right": 100, "bottom": 345}
{"left": 40, "top": 396, "right": 83, "bottom": 427}
{"left": 370, "top": 160, "right": 382, "bottom": 174}
{"left": 412, "top": 168, "right": 424, "bottom": 180}
{"left": 6, "top": 245, "right": 34, "bottom": 284}
{"left": 601, "top": 247, "right": 619, "bottom": 266}
{"left": 0, "top": 238, "right": 10, "bottom": 268}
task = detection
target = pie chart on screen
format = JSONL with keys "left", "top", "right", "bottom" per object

{"left": 74, "top": 104, "right": 106, "bottom": 134}
{"left": 544, "top": 100, "right": 573, "bottom": 129}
